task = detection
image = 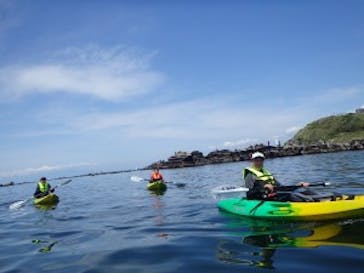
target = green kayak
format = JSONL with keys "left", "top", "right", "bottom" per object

{"left": 147, "top": 181, "right": 167, "bottom": 192}
{"left": 218, "top": 196, "right": 364, "bottom": 221}
{"left": 33, "top": 194, "right": 59, "bottom": 206}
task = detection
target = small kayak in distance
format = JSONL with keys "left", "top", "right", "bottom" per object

{"left": 33, "top": 194, "right": 59, "bottom": 206}
{"left": 147, "top": 181, "right": 167, "bottom": 192}
{"left": 218, "top": 195, "right": 364, "bottom": 221}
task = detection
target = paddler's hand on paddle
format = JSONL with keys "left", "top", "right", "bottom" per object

{"left": 264, "top": 184, "right": 274, "bottom": 192}
{"left": 297, "top": 182, "right": 310, "bottom": 187}
{"left": 50, "top": 188, "right": 55, "bottom": 193}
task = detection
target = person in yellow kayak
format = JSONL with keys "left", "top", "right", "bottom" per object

{"left": 243, "top": 152, "right": 310, "bottom": 201}
{"left": 150, "top": 168, "right": 164, "bottom": 183}
{"left": 34, "top": 177, "right": 54, "bottom": 198}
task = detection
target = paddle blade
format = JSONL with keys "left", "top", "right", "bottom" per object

{"left": 51, "top": 179, "right": 72, "bottom": 190}
{"left": 211, "top": 185, "right": 249, "bottom": 195}
{"left": 173, "top": 183, "right": 186, "bottom": 188}
{"left": 164, "top": 181, "right": 185, "bottom": 187}
{"left": 9, "top": 200, "right": 28, "bottom": 210}
{"left": 130, "top": 176, "right": 145, "bottom": 182}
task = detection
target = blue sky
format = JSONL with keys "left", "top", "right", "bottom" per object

{"left": 0, "top": 0, "right": 364, "bottom": 179}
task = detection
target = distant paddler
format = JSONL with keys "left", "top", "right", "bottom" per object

{"left": 147, "top": 168, "right": 167, "bottom": 193}
{"left": 243, "top": 152, "right": 312, "bottom": 201}
{"left": 33, "top": 177, "right": 55, "bottom": 198}
{"left": 150, "top": 168, "right": 164, "bottom": 184}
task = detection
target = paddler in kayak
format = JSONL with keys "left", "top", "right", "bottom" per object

{"left": 150, "top": 168, "right": 164, "bottom": 183}
{"left": 243, "top": 152, "right": 311, "bottom": 201}
{"left": 34, "top": 177, "right": 55, "bottom": 198}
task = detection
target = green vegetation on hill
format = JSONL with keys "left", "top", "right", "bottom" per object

{"left": 291, "top": 112, "right": 364, "bottom": 144}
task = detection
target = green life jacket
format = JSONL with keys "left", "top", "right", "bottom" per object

{"left": 38, "top": 182, "right": 49, "bottom": 193}
{"left": 243, "top": 167, "right": 276, "bottom": 185}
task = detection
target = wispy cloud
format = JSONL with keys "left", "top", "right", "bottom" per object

{"left": 5, "top": 84, "right": 363, "bottom": 150}
{"left": 285, "top": 126, "right": 301, "bottom": 134}
{"left": 65, "top": 98, "right": 308, "bottom": 142}
{"left": 306, "top": 86, "right": 364, "bottom": 105}
{"left": 0, "top": 162, "right": 95, "bottom": 178}
{"left": 0, "top": 45, "right": 164, "bottom": 101}
{"left": 223, "top": 138, "right": 258, "bottom": 148}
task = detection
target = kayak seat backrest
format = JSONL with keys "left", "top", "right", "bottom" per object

{"left": 290, "top": 192, "right": 314, "bottom": 202}
{"left": 345, "top": 194, "right": 355, "bottom": 200}
{"left": 291, "top": 192, "right": 335, "bottom": 202}
{"left": 275, "top": 191, "right": 315, "bottom": 202}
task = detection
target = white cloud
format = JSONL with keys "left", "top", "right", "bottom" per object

{"left": 7, "top": 84, "right": 363, "bottom": 150}
{"left": 316, "top": 86, "right": 362, "bottom": 101}
{"left": 223, "top": 138, "right": 258, "bottom": 148}
{"left": 0, "top": 162, "right": 95, "bottom": 178}
{"left": 285, "top": 126, "right": 301, "bottom": 134}
{"left": 303, "top": 86, "right": 364, "bottom": 106}
{"left": 65, "top": 98, "right": 309, "bottom": 143}
{"left": 0, "top": 45, "right": 164, "bottom": 101}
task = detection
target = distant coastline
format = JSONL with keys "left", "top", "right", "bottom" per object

{"left": 146, "top": 140, "right": 364, "bottom": 170}
{"left": 2, "top": 140, "right": 364, "bottom": 186}
{"left": 2, "top": 110, "right": 364, "bottom": 185}
{"left": 147, "top": 109, "right": 364, "bottom": 170}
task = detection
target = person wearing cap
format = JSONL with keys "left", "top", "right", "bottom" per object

{"left": 243, "top": 152, "right": 309, "bottom": 200}
{"left": 33, "top": 177, "right": 54, "bottom": 198}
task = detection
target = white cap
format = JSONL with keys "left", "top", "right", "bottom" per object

{"left": 251, "top": 152, "right": 265, "bottom": 159}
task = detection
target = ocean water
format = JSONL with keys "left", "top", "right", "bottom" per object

{"left": 1, "top": 151, "right": 364, "bottom": 273}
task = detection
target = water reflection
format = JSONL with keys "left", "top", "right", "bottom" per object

{"left": 149, "top": 193, "right": 165, "bottom": 226}
{"left": 34, "top": 203, "right": 58, "bottom": 211}
{"left": 218, "top": 213, "right": 364, "bottom": 269}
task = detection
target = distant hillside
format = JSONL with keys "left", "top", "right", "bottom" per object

{"left": 291, "top": 112, "right": 364, "bottom": 145}
{"left": 146, "top": 111, "right": 364, "bottom": 170}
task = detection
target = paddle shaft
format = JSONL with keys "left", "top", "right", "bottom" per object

{"left": 275, "top": 182, "right": 329, "bottom": 191}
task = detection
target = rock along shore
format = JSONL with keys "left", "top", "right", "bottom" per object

{"left": 146, "top": 139, "right": 364, "bottom": 170}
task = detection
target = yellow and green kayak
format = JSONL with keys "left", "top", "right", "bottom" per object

{"left": 218, "top": 195, "right": 364, "bottom": 221}
{"left": 147, "top": 181, "right": 167, "bottom": 192}
{"left": 33, "top": 194, "right": 59, "bottom": 206}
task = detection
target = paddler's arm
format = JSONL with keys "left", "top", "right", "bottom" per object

{"left": 34, "top": 186, "right": 42, "bottom": 198}
{"left": 274, "top": 179, "right": 282, "bottom": 187}
{"left": 244, "top": 173, "right": 255, "bottom": 189}
{"left": 266, "top": 179, "right": 281, "bottom": 192}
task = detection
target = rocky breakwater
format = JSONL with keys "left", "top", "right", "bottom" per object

{"left": 147, "top": 139, "right": 364, "bottom": 169}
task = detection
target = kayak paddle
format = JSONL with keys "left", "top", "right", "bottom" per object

{"left": 314, "top": 181, "right": 364, "bottom": 189}
{"left": 130, "top": 175, "right": 186, "bottom": 187}
{"left": 211, "top": 185, "right": 249, "bottom": 195}
{"left": 213, "top": 182, "right": 331, "bottom": 195}
{"left": 211, "top": 182, "right": 333, "bottom": 198}
{"left": 9, "top": 179, "right": 72, "bottom": 210}
{"left": 275, "top": 182, "right": 331, "bottom": 191}
{"left": 131, "top": 176, "right": 148, "bottom": 182}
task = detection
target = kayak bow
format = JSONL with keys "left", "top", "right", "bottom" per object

{"left": 147, "top": 181, "right": 167, "bottom": 192}
{"left": 33, "top": 194, "right": 59, "bottom": 206}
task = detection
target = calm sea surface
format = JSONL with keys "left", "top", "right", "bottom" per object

{"left": 1, "top": 151, "right": 364, "bottom": 273}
